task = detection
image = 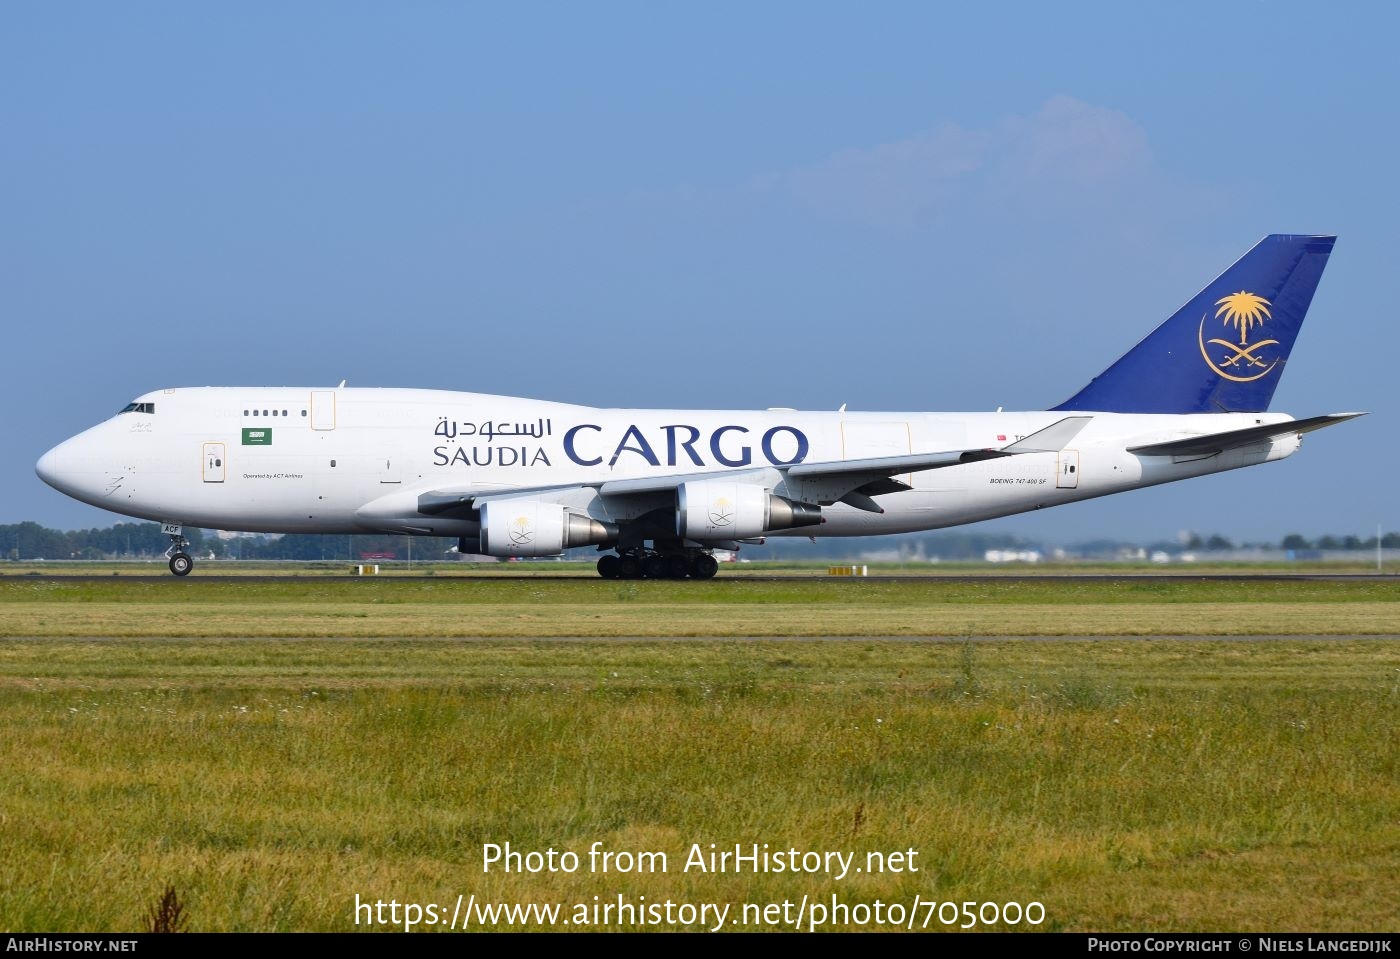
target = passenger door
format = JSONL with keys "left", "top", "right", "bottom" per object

{"left": 202, "top": 443, "right": 226, "bottom": 483}
{"left": 1056, "top": 450, "right": 1080, "bottom": 489}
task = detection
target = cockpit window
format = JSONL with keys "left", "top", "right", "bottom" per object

{"left": 118, "top": 402, "right": 156, "bottom": 414}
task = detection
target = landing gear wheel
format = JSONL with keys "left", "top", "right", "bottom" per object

{"left": 617, "top": 554, "right": 642, "bottom": 580}
{"left": 666, "top": 555, "right": 691, "bottom": 579}
{"left": 642, "top": 554, "right": 667, "bottom": 580}
{"left": 597, "top": 554, "right": 621, "bottom": 579}
{"left": 164, "top": 527, "right": 193, "bottom": 577}
{"left": 690, "top": 553, "right": 719, "bottom": 580}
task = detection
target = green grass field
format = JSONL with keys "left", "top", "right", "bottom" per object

{"left": 0, "top": 576, "right": 1395, "bottom": 931}
{"left": 1, "top": 575, "right": 1398, "bottom": 637}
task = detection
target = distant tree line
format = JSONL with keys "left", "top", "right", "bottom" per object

{"left": 755, "top": 530, "right": 1036, "bottom": 561}
{"left": 1277, "top": 532, "right": 1400, "bottom": 551}
{"left": 1, "top": 521, "right": 217, "bottom": 561}
{"left": 0, "top": 522, "right": 457, "bottom": 562}
{"left": 1176, "top": 532, "right": 1394, "bottom": 554}
{"left": 2, "top": 520, "right": 1398, "bottom": 562}
{"left": 1179, "top": 533, "right": 1242, "bottom": 551}
{"left": 231, "top": 533, "right": 458, "bottom": 562}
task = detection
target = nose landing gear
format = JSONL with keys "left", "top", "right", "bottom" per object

{"left": 163, "top": 524, "right": 194, "bottom": 577}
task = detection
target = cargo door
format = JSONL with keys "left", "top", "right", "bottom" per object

{"left": 841, "top": 420, "right": 912, "bottom": 485}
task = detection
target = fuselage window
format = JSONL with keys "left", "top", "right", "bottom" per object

{"left": 243, "top": 410, "right": 249, "bottom": 416}
{"left": 301, "top": 410, "right": 307, "bottom": 417}
{"left": 253, "top": 410, "right": 259, "bottom": 416}
{"left": 283, "top": 410, "right": 288, "bottom": 417}
{"left": 330, "top": 459, "right": 337, "bottom": 467}
{"left": 272, "top": 410, "right": 279, "bottom": 417}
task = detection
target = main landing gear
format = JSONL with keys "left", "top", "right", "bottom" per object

{"left": 596, "top": 548, "right": 719, "bottom": 580}
{"left": 165, "top": 528, "right": 194, "bottom": 577}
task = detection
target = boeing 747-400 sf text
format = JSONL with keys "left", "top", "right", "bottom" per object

{"left": 38, "top": 235, "right": 1361, "bottom": 578}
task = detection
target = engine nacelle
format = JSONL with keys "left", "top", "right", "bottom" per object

{"left": 676, "top": 480, "right": 822, "bottom": 540}
{"left": 478, "top": 500, "right": 617, "bottom": 557}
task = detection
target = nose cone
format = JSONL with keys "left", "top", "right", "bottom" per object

{"left": 37, "top": 424, "right": 133, "bottom": 512}
{"left": 36, "top": 444, "right": 66, "bottom": 490}
{"left": 36, "top": 436, "right": 88, "bottom": 499}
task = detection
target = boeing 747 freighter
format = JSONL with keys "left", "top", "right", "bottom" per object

{"left": 37, "top": 235, "right": 1360, "bottom": 578}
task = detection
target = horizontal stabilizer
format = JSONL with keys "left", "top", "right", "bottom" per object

{"left": 1127, "top": 413, "right": 1365, "bottom": 457}
{"left": 1003, "top": 416, "right": 1093, "bottom": 452}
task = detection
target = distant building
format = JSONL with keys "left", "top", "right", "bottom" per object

{"left": 984, "top": 549, "right": 1042, "bottom": 563}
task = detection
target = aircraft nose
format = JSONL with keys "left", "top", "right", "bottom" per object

{"left": 35, "top": 444, "right": 64, "bottom": 488}
{"left": 36, "top": 428, "right": 121, "bottom": 508}
{"left": 36, "top": 437, "right": 85, "bottom": 497}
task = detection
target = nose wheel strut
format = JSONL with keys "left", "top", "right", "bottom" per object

{"left": 165, "top": 528, "right": 194, "bottom": 577}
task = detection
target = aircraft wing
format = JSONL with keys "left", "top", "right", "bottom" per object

{"left": 588, "top": 416, "right": 1092, "bottom": 495}
{"left": 1126, "top": 413, "right": 1365, "bottom": 457}
{"left": 777, "top": 415, "right": 1092, "bottom": 512}
{"left": 597, "top": 468, "right": 774, "bottom": 497}
{"left": 787, "top": 415, "right": 1093, "bottom": 479}
{"left": 411, "top": 415, "right": 1093, "bottom": 518}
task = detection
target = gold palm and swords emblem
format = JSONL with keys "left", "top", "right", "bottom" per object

{"left": 1197, "top": 291, "right": 1280, "bottom": 382}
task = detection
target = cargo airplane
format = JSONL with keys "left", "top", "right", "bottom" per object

{"left": 37, "top": 235, "right": 1360, "bottom": 578}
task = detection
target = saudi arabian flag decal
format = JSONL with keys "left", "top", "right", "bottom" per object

{"left": 242, "top": 428, "right": 272, "bottom": 446}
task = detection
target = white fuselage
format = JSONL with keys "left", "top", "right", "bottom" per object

{"left": 36, "top": 387, "right": 1301, "bottom": 538}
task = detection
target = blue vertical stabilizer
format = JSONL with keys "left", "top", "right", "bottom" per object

{"left": 1053, "top": 235, "right": 1335, "bottom": 413}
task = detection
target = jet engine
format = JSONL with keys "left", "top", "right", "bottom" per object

{"left": 478, "top": 500, "right": 617, "bottom": 557}
{"left": 675, "top": 480, "right": 822, "bottom": 539}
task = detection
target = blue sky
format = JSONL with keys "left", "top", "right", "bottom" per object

{"left": 4, "top": 2, "right": 1396, "bottom": 542}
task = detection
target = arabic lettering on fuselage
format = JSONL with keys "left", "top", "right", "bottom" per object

{"left": 430, "top": 418, "right": 810, "bottom": 469}
{"left": 433, "top": 418, "right": 553, "bottom": 441}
